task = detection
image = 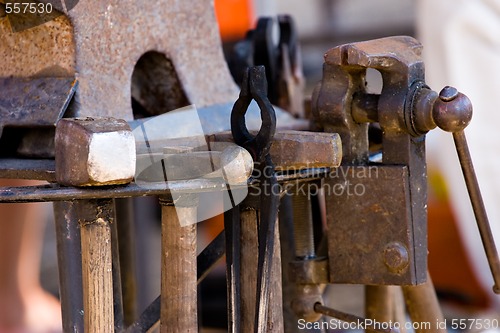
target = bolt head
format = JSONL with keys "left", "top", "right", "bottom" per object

{"left": 384, "top": 242, "right": 409, "bottom": 273}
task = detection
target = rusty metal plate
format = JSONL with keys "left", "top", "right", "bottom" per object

{"left": 0, "top": 76, "right": 77, "bottom": 137}
{"left": 0, "top": 15, "right": 75, "bottom": 78}
{"left": 68, "top": 0, "right": 238, "bottom": 119}
{"left": 325, "top": 165, "right": 427, "bottom": 286}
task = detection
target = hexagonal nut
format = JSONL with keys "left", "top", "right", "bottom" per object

{"left": 55, "top": 117, "right": 136, "bottom": 186}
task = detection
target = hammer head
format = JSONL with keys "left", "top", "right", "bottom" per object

{"left": 55, "top": 117, "right": 136, "bottom": 187}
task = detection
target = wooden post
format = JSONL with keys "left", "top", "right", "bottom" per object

{"left": 240, "top": 209, "right": 258, "bottom": 332}
{"left": 160, "top": 199, "right": 198, "bottom": 333}
{"left": 79, "top": 199, "right": 115, "bottom": 333}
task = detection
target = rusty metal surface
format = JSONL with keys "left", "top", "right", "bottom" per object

{"left": 268, "top": 131, "right": 341, "bottom": 171}
{"left": 210, "top": 130, "right": 342, "bottom": 171}
{"left": 325, "top": 165, "right": 422, "bottom": 285}
{"left": 0, "top": 15, "right": 75, "bottom": 77}
{"left": 3, "top": 0, "right": 65, "bottom": 33}
{"left": 0, "top": 77, "right": 77, "bottom": 137}
{"left": 1, "top": 1, "right": 238, "bottom": 120}
{"left": 68, "top": 0, "right": 238, "bottom": 119}
{"left": 288, "top": 258, "right": 328, "bottom": 285}
{"left": 313, "top": 36, "right": 428, "bottom": 285}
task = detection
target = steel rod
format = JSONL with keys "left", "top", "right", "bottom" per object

{"left": 115, "top": 198, "right": 138, "bottom": 326}
{"left": 197, "top": 230, "right": 226, "bottom": 283}
{"left": 365, "top": 286, "right": 394, "bottom": 333}
{"left": 453, "top": 130, "right": 500, "bottom": 293}
{"left": 402, "top": 271, "right": 446, "bottom": 333}
{"left": 53, "top": 201, "right": 84, "bottom": 333}
{"left": 224, "top": 207, "right": 242, "bottom": 333}
{"left": 0, "top": 168, "right": 329, "bottom": 203}
{"left": 110, "top": 203, "right": 125, "bottom": 331}
{"left": 313, "top": 303, "right": 395, "bottom": 333}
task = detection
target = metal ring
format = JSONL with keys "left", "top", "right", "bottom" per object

{"left": 231, "top": 66, "right": 276, "bottom": 162}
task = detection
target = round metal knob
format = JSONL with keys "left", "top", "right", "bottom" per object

{"left": 432, "top": 86, "right": 473, "bottom": 133}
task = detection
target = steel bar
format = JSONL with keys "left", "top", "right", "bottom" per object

{"left": 0, "top": 167, "right": 329, "bottom": 203}
{"left": 313, "top": 303, "right": 396, "bottom": 333}
{"left": 197, "top": 230, "right": 226, "bottom": 283}
{"left": 224, "top": 207, "right": 242, "bottom": 333}
{"left": 0, "top": 77, "right": 77, "bottom": 137}
{"left": 79, "top": 199, "right": 115, "bottom": 333}
{"left": 53, "top": 201, "right": 84, "bottom": 333}
{"left": 115, "top": 198, "right": 138, "bottom": 325}
{"left": 453, "top": 130, "right": 500, "bottom": 293}
{"left": 159, "top": 200, "right": 198, "bottom": 333}
{"left": 278, "top": 195, "right": 308, "bottom": 333}
{"left": 402, "top": 271, "right": 446, "bottom": 333}
{"left": 110, "top": 203, "right": 125, "bottom": 331}
{"left": 365, "top": 286, "right": 394, "bottom": 333}
{"left": 125, "top": 297, "right": 160, "bottom": 333}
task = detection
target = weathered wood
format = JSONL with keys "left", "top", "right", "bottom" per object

{"left": 240, "top": 209, "right": 258, "bottom": 332}
{"left": 267, "top": 217, "right": 284, "bottom": 332}
{"left": 160, "top": 203, "right": 197, "bottom": 333}
{"left": 79, "top": 199, "right": 114, "bottom": 333}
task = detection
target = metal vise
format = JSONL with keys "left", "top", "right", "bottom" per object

{"left": 313, "top": 36, "right": 472, "bottom": 286}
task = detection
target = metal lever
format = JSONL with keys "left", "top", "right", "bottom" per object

{"left": 414, "top": 85, "right": 500, "bottom": 293}
{"left": 453, "top": 131, "right": 500, "bottom": 293}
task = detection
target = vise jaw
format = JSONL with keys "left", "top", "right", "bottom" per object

{"left": 313, "top": 36, "right": 427, "bottom": 285}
